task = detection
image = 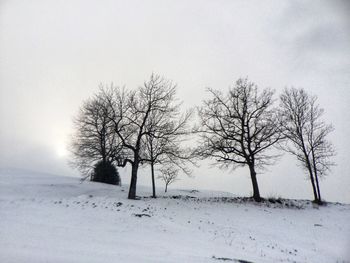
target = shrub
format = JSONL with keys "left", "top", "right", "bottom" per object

{"left": 91, "top": 161, "right": 121, "bottom": 185}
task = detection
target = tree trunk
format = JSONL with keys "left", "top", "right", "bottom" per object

{"left": 248, "top": 165, "right": 261, "bottom": 202}
{"left": 313, "top": 160, "right": 322, "bottom": 204}
{"left": 311, "top": 149, "right": 322, "bottom": 204}
{"left": 314, "top": 174, "right": 322, "bottom": 204}
{"left": 308, "top": 173, "right": 318, "bottom": 203}
{"left": 301, "top": 140, "right": 319, "bottom": 202}
{"left": 305, "top": 158, "right": 319, "bottom": 202}
{"left": 128, "top": 162, "right": 139, "bottom": 199}
{"left": 151, "top": 162, "right": 156, "bottom": 198}
{"left": 165, "top": 184, "right": 168, "bottom": 193}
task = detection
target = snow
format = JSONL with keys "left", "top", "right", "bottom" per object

{"left": 0, "top": 169, "right": 349, "bottom": 263}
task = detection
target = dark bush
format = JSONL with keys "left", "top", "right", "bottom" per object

{"left": 91, "top": 161, "right": 121, "bottom": 185}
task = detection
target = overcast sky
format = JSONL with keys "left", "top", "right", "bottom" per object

{"left": 1, "top": 0, "right": 349, "bottom": 203}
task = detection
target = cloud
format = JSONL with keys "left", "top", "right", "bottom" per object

{"left": 270, "top": 0, "right": 350, "bottom": 73}
{"left": 0, "top": 0, "right": 349, "bottom": 202}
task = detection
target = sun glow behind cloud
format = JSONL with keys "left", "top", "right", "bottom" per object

{"left": 55, "top": 142, "right": 68, "bottom": 158}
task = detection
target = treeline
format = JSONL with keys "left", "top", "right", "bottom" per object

{"left": 70, "top": 74, "right": 335, "bottom": 204}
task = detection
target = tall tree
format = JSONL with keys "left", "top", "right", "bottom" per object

{"left": 69, "top": 87, "right": 122, "bottom": 182}
{"left": 196, "top": 78, "right": 282, "bottom": 202}
{"left": 143, "top": 102, "right": 193, "bottom": 198}
{"left": 279, "top": 88, "right": 335, "bottom": 204}
{"left": 104, "top": 74, "right": 186, "bottom": 199}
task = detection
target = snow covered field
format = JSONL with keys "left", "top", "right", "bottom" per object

{"left": 0, "top": 170, "right": 349, "bottom": 263}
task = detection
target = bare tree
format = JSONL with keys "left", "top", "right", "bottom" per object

{"left": 196, "top": 78, "right": 282, "bottom": 202}
{"left": 69, "top": 87, "right": 122, "bottom": 182}
{"left": 279, "top": 88, "right": 335, "bottom": 204}
{"left": 158, "top": 165, "right": 179, "bottom": 193}
{"left": 143, "top": 100, "right": 193, "bottom": 198}
{"left": 104, "top": 74, "right": 186, "bottom": 199}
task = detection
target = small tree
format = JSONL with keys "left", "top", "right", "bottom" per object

{"left": 91, "top": 160, "right": 121, "bottom": 185}
{"left": 158, "top": 165, "right": 179, "bottom": 193}
{"left": 70, "top": 88, "right": 122, "bottom": 183}
{"left": 279, "top": 88, "right": 335, "bottom": 204}
{"left": 196, "top": 78, "right": 282, "bottom": 202}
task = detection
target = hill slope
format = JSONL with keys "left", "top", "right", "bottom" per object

{"left": 0, "top": 170, "right": 349, "bottom": 263}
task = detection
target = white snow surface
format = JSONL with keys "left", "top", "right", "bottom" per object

{"left": 1, "top": 169, "right": 349, "bottom": 263}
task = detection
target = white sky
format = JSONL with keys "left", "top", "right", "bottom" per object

{"left": 1, "top": 0, "right": 349, "bottom": 202}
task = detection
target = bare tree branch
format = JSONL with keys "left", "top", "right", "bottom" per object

{"left": 69, "top": 86, "right": 123, "bottom": 180}
{"left": 196, "top": 78, "right": 282, "bottom": 202}
{"left": 279, "top": 88, "right": 336, "bottom": 204}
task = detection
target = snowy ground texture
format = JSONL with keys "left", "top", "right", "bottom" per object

{"left": 1, "top": 170, "right": 349, "bottom": 263}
